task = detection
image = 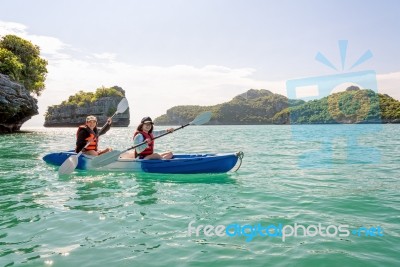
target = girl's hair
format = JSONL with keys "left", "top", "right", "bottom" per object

{"left": 136, "top": 123, "right": 153, "bottom": 133}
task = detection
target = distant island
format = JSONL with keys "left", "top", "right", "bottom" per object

{"left": 44, "top": 86, "right": 130, "bottom": 127}
{"left": 154, "top": 87, "right": 400, "bottom": 125}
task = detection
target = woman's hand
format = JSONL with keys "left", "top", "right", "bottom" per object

{"left": 167, "top": 128, "right": 174, "bottom": 133}
{"left": 98, "top": 147, "right": 112, "bottom": 156}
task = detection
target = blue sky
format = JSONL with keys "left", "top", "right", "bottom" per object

{"left": 1, "top": 0, "right": 400, "bottom": 126}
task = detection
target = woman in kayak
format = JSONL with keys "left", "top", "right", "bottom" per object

{"left": 124, "top": 116, "right": 174, "bottom": 159}
{"left": 75, "top": 115, "right": 113, "bottom": 156}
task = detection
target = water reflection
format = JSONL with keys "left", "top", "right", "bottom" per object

{"left": 134, "top": 179, "right": 158, "bottom": 206}
{"left": 65, "top": 173, "right": 124, "bottom": 212}
{"left": 133, "top": 172, "right": 236, "bottom": 206}
{"left": 60, "top": 170, "right": 236, "bottom": 209}
{"left": 134, "top": 172, "right": 237, "bottom": 184}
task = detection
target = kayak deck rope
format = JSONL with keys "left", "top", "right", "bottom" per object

{"left": 233, "top": 151, "right": 244, "bottom": 172}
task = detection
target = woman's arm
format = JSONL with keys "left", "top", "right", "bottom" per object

{"left": 152, "top": 129, "right": 167, "bottom": 138}
{"left": 133, "top": 133, "right": 148, "bottom": 153}
{"left": 153, "top": 128, "right": 174, "bottom": 138}
{"left": 98, "top": 122, "right": 111, "bottom": 136}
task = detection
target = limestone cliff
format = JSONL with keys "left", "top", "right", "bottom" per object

{"left": 44, "top": 90, "right": 130, "bottom": 127}
{"left": 0, "top": 74, "right": 39, "bottom": 133}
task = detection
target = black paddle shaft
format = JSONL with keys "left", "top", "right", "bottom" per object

{"left": 125, "top": 123, "right": 190, "bottom": 152}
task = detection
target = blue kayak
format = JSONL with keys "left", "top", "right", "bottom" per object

{"left": 43, "top": 151, "right": 244, "bottom": 174}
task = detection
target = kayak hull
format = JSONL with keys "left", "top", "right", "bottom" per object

{"left": 43, "top": 152, "right": 242, "bottom": 174}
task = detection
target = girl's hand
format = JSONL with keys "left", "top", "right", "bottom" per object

{"left": 146, "top": 138, "right": 152, "bottom": 144}
{"left": 167, "top": 128, "right": 174, "bottom": 133}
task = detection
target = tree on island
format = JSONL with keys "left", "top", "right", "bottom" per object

{"left": 0, "top": 34, "right": 48, "bottom": 95}
{"left": 57, "top": 86, "right": 125, "bottom": 107}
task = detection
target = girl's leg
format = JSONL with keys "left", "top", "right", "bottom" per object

{"left": 144, "top": 153, "right": 163, "bottom": 160}
{"left": 160, "top": 151, "right": 173, "bottom": 159}
{"left": 120, "top": 151, "right": 135, "bottom": 159}
{"left": 143, "top": 152, "right": 173, "bottom": 160}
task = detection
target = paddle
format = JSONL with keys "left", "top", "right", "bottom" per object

{"left": 110, "top": 97, "right": 129, "bottom": 119}
{"left": 58, "top": 142, "right": 90, "bottom": 175}
{"left": 91, "top": 111, "right": 212, "bottom": 168}
{"left": 58, "top": 97, "right": 130, "bottom": 175}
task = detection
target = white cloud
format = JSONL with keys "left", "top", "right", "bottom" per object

{"left": 377, "top": 72, "right": 400, "bottom": 100}
{"left": 0, "top": 21, "right": 69, "bottom": 59}
{"left": 0, "top": 21, "right": 27, "bottom": 35}
{"left": 93, "top": 53, "right": 117, "bottom": 61}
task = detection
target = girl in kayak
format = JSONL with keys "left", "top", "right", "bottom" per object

{"left": 75, "top": 115, "right": 113, "bottom": 156}
{"left": 124, "top": 116, "right": 174, "bottom": 159}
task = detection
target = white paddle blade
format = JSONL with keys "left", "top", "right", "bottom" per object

{"left": 91, "top": 150, "right": 122, "bottom": 168}
{"left": 116, "top": 98, "right": 129, "bottom": 114}
{"left": 191, "top": 111, "right": 212, "bottom": 125}
{"left": 58, "top": 155, "right": 78, "bottom": 175}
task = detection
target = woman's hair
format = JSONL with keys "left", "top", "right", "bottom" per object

{"left": 136, "top": 123, "right": 153, "bottom": 133}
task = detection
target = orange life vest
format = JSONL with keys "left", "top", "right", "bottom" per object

{"left": 134, "top": 131, "right": 154, "bottom": 158}
{"left": 77, "top": 125, "right": 98, "bottom": 151}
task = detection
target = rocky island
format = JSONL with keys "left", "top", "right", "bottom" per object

{"left": 0, "top": 35, "right": 48, "bottom": 133}
{"left": 44, "top": 86, "right": 130, "bottom": 127}
{"left": 154, "top": 88, "right": 400, "bottom": 125}
{"left": 0, "top": 74, "right": 39, "bottom": 133}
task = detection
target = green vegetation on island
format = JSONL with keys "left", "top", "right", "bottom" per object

{"left": 274, "top": 88, "right": 400, "bottom": 124}
{"left": 57, "top": 86, "right": 125, "bottom": 108}
{"left": 154, "top": 88, "right": 400, "bottom": 125}
{"left": 0, "top": 34, "right": 48, "bottom": 95}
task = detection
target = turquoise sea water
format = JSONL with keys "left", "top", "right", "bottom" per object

{"left": 1, "top": 125, "right": 399, "bottom": 267}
